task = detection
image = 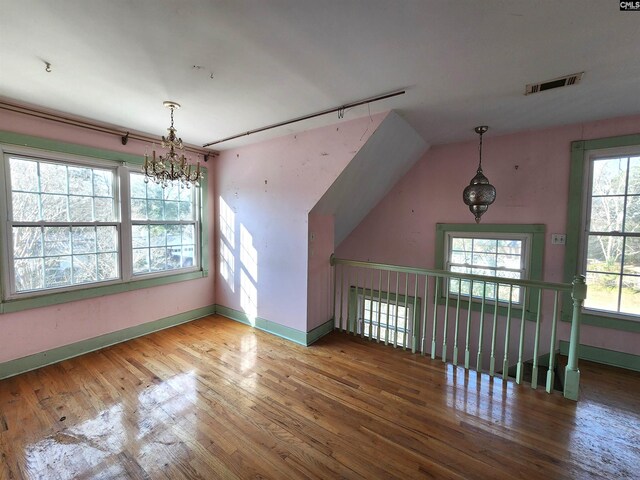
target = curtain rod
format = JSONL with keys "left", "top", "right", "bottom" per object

{"left": 202, "top": 89, "right": 406, "bottom": 147}
{"left": 0, "top": 100, "right": 217, "bottom": 159}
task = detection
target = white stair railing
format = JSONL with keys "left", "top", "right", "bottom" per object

{"left": 330, "top": 255, "right": 586, "bottom": 401}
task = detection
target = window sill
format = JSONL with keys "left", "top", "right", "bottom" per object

{"left": 0, "top": 269, "right": 208, "bottom": 314}
{"left": 561, "top": 310, "right": 640, "bottom": 333}
{"left": 436, "top": 296, "right": 539, "bottom": 321}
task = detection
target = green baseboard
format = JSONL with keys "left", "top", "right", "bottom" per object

{"left": 559, "top": 340, "right": 640, "bottom": 372}
{"left": 214, "top": 304, "right": 334, "bottom": 346}
{"left": 0, "top": 304, "right": 216, "bottom": 380}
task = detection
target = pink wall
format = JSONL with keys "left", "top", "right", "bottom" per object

{"left": 0, "top": 109, "right": 216, "bottom": 364}
{"left": 307, "top": 214, "right": 335, "bottom": 331}
{"left": 214, "top": 113, "right": 386, "bottom": 332}
{"left": 337, "top": 114, "right": 640, "bottom": 356}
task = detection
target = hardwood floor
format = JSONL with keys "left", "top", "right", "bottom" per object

{"left": 1, "top": 315, "right": 639, "bottom": 479}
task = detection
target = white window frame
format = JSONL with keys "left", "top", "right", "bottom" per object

{"left": 444, "top": 231, "right": 532, "bottom": 305}
{"left": 0, "top": 144, "right": 201, "bottom": 301}
{"left": 579, "top": 145, "right": 640, "bottom": 320}
{"left": 127, "top": 172, "right": 200, "bottom": 280}
{"left": 350, "top": 286, "right": 418, "bottom": 349}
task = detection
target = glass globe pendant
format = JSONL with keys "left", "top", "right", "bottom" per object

{"left": 463, "top": 126, "right": 496, "bottom": 223}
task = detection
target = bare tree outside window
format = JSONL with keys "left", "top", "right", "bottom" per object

{"left": 585, "top": 156, "right": 640, "bottom": 315}
{"left": 9, "top": 157, "right": 118, "bottom": 293}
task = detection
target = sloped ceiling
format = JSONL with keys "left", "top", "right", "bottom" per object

{"left": 312, "top": 111, "right": 427, "bottom": 245}
{"left": 0, "top": 1, "right": 639, "bottom": 150}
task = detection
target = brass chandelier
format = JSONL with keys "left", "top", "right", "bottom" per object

{"left": 462, "top": 126, "right": 496, "bottom": 223}
{"left": 143, "top": 101, "right": 202, "bottom": 188}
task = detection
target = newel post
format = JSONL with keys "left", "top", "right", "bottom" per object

{"left": 564, "top": 275, "right": 586, "bottom": 401}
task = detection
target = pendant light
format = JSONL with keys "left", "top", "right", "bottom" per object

{"left": 463, "top": 126, "right": 496, "bottom": 223}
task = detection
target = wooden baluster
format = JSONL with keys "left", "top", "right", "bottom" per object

{"left": 385, "top": 270, "right": 391, "bottom": 346}
{"left": 531, "top": 289, "right": 543, "bottom": 389}
{"left": 442, "top": 277, "right": 450, "bottom": 362}
{"left": 502, "top": 285, "right": 513, "bottom": 380}
{"left": 412, "top": 274, "right": 419, "bottom": 353}
{"left": 352, "top": 268, "right": 359, "bottom": 336}
{"left": 403, "top": 272, "right": 409, "bottom": 349}
{"left": 421, "top": 275, "right": 429, "bottom": 355}
{"left": 476, "top": 282, "right": 487, "bottom": 372}
{"left": 546, "top": 291, "right": 559, "bottom": 394}
{"left": 338, "top": 264, "right": 345, "bottom": 332}
{"left": 394, "top": 271, "right": 400, "bottom": 347}
{"left": 368, "top": 269, "right": 375, "bottom": 341}
{"left": 464, "top": 280, "right": 473, "bottom": 369}
{"left": 431, "top": 277, "right": 439, "bottom": 359}
{"left": 376, "top": 270, "right": 383, "bottom": 343}
{"left": 516, "top": 288, "right": 528, "bottom": 384}
{"left": 489, "top": 282, "right": 499, "bottom": 377}
{"left": 453, "top": 278, "right": 461, "bottom": 366}
{"left": 333, "top": 262, "right": 338, "bottom": 329}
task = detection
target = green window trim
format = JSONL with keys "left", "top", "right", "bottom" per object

{"left": 435, "top": 223, "right": 545, "bottom": 320}
{"left": 0, "top": 131, "right": 209, "bottom": 314}
{"left": 565, "top": 133, "right": 640, "bottom": 333}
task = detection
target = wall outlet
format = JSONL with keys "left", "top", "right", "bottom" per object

{"left": 551, "top": 234, "right": 566, "bottom": 245}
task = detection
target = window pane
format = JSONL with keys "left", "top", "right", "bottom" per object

{"left": 69, "top": 196, "right": 94, "bottom": 222}
{"left": 473, "top": 253, "right": 496, "bottom": 267}
{"left": 182, "top": 225, "right": 194, "bottom": 244}
{"left": 179, "top": 201, "right": 193, "bottom": 221}
{"left": 473, "top": 239, "right": 497, "bottom": 253}
{"left": 150, "top": 247, "right": 166, "bottom": 271}
{"left": 497, "top": 239, "right": 522, "bottom": 255}
{"left": 629, "top": 157, "right": 640, "bottom": 194}
{"left": 451, "top": 250, "right": 471, "bottom": 264}
{"left": 40, "top": 163, "right": 67, "bottom": 194}
{"left": 589, "top": 196, "right": 624, "bottom": 232}
{"left": 44, "top": 227, "right": 71, "bottom": 256}
{"left": 12, "top": 192, "right": 40, "bottom": 221}
{"left": 147, "top": 200, "right": 163, "bottom": 220}
{"left": 130, "top": 174, "right": 147, "bottom": 199}
{"left": 164, "top": 201, "right": 179, "bottom": 220}
{"left": 94, "top": 197, "right": 115, "bottom": 221}
{"left": 624, "top": 238, "right": 640, "bottom": 275}
{"left": 586, "top": 235, "right": 622, "bottom": 273}
{"left": 72, "top": 227, "right": 96, "bottom": 254}
{"left": 452, "top": 238, "right": 472, "bottom": 251}
{"left": 585, "top": 272, "right": 620, "bottom": 312}
{"left": 620, "top": 276, "right": 640, "bottom": 315}
{"left": 41, "top": 194, "right": 69, "bottom": 221}
{"left": 73, "top": 254, "right": 97, "bottom": 284}
{"left": 68, "top": 167, "right": 93, "bottom": 195}
{"left": 131, "top": 225, "right": 149, "bottom": 248}
{"left": 497, "top": 254, "right": 521, "bottom": 269}
{"left": 624, "top": 195, "right": 639, "bottom": 232}
{"left": 592, "top": 158, "right": 627, "bottom": 196}
{"left": 146, "top": 182, "right": 163, "bottom": 200}
{"left": 10, "top": 159, "right": 39, "bottom": 192}
{"left": 96, "top": 226, "right": 117, "bottom": 252}
{"left": 15, "top": 258, "right": 43, "bottom": 291}
{"left": 131, "top": 199, "right": 147, "bottom": 220}
{"left": 44, "top": 256, "right": 72, "bottom": 288}
{"left": 93, "top": 169, "right": 113, "bottom": 197}
{"left": 149, "top": 225, "right": 166, "bottom": 247}
{"left": 166, "top": 225, "right": 181, "bottom": 246}
{"left": 13, "top": 227, "right": 42, "bottom": 258}
{"left": 133, "top": 248, "right": 150, "bottom": 274}
{"left": 97, "top": 253, "right": 118, "bottom": 280}
{"left": 164, "top": 184, "right": 180, "bottom": 201}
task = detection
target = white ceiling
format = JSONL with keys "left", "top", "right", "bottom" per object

{"left": 1, "top": 1, "right": 639, "bottom": 151}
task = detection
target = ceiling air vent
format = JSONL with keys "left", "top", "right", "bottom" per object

{"left": 525, "top": 72, "right": 583, "bottom": 95}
